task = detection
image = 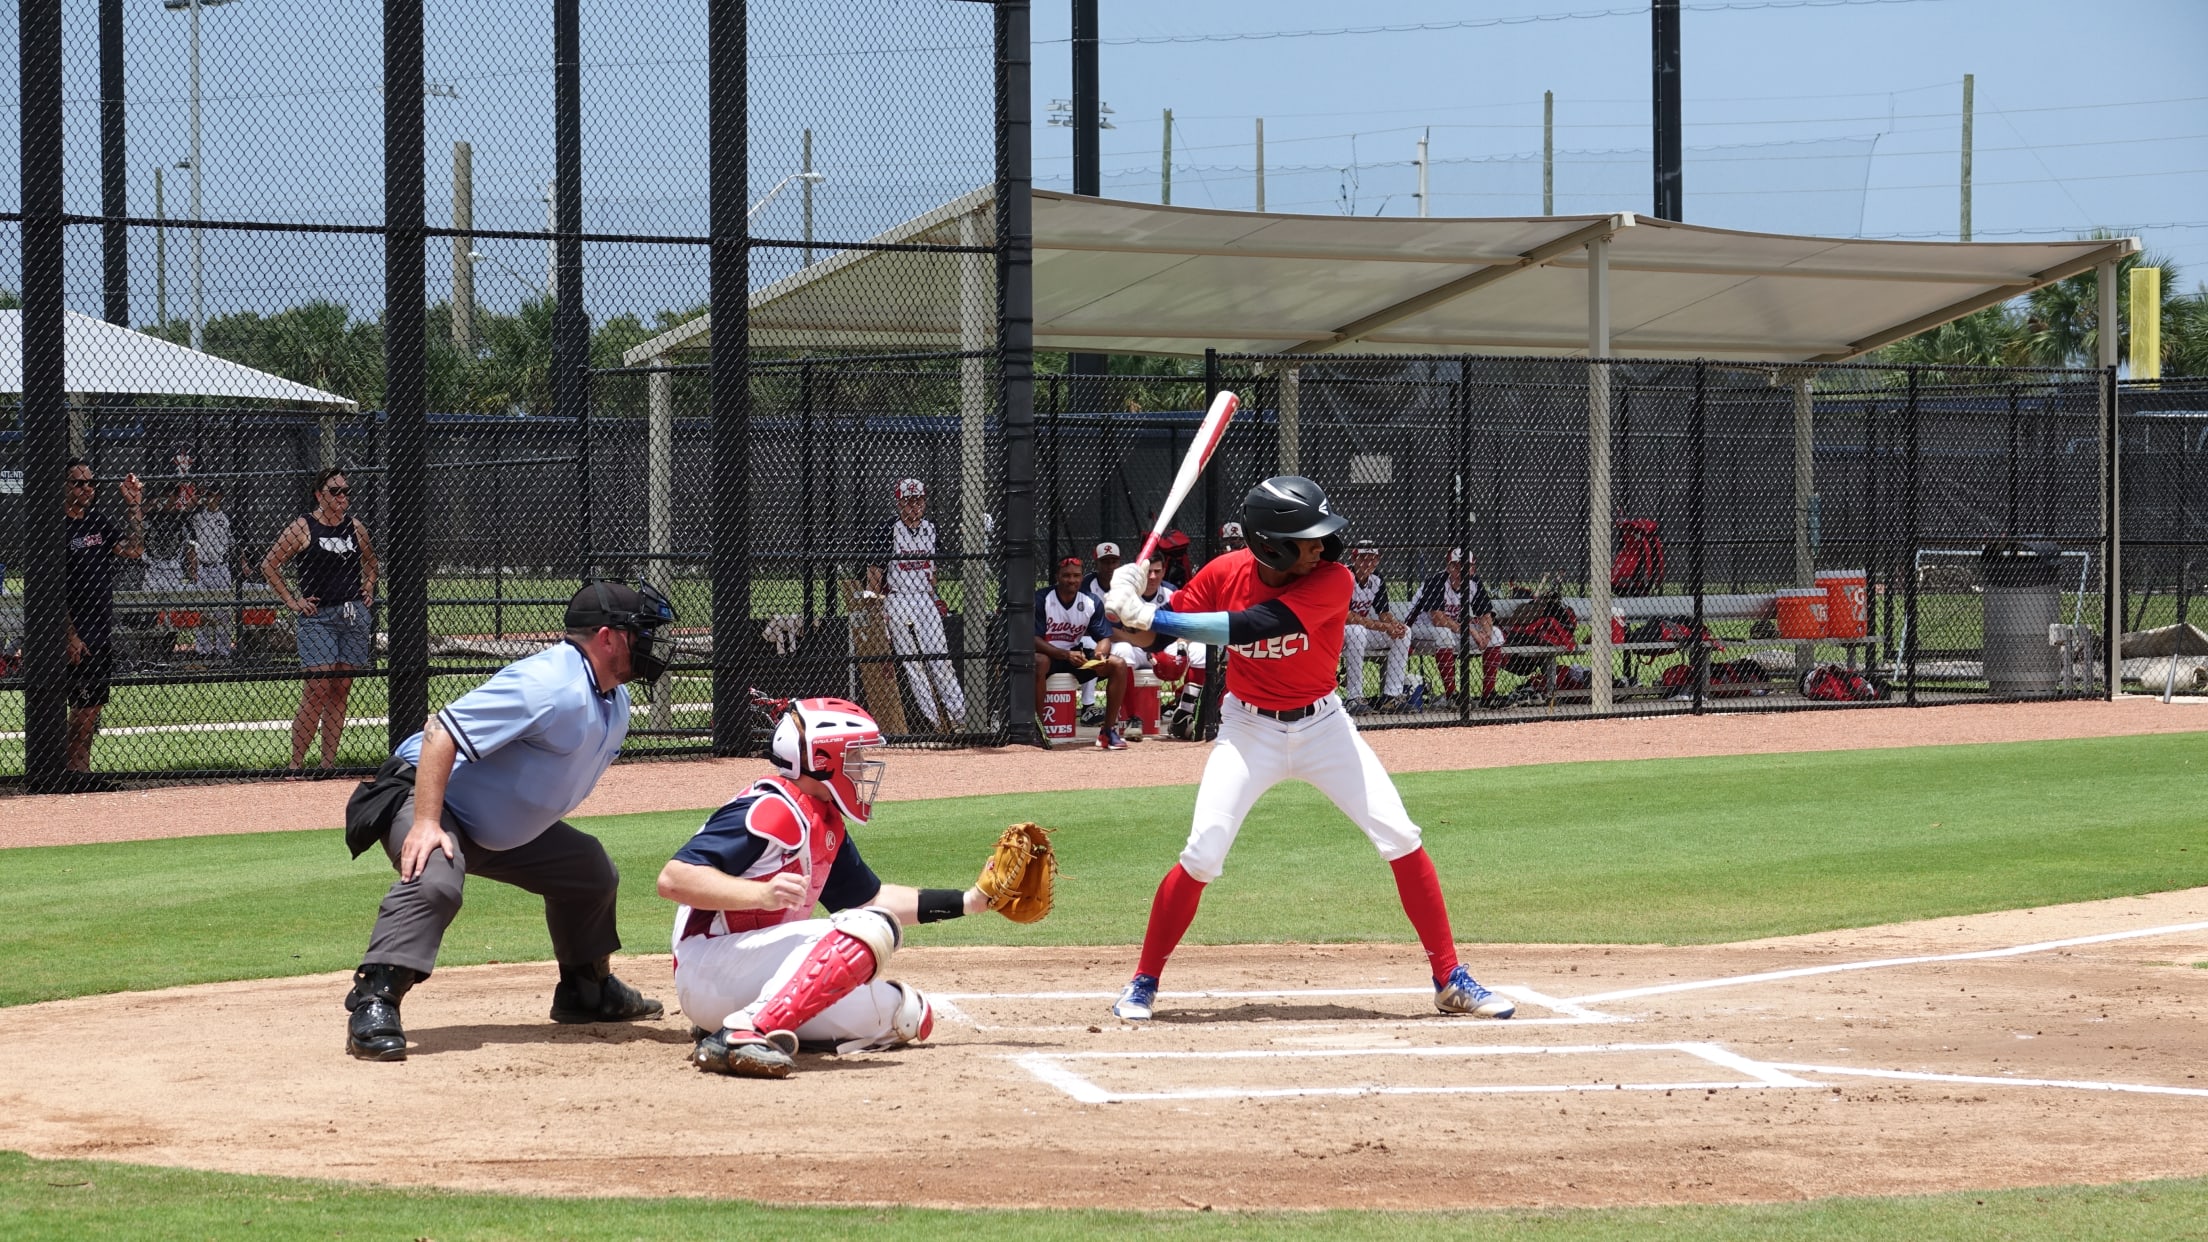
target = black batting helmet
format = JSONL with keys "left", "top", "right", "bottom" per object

{"left": 1242, "top": 475, "right": 1349, "bottom": 572}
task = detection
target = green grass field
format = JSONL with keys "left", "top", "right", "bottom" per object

{"left": 4, "top": 732, "right": 2207, "bottom": 1238}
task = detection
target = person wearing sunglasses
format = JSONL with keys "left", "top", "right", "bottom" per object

{"left": 57, "top": 458, "right": 144, "bottom": 792}
{"left": 338, "top": 579, "right": 677, "bottom": 1061}
{"left": 261, "top": 468, "right": 378, "bottom": 776}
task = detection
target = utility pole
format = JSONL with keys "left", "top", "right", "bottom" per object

{"left": 451, "top": 141, "right": 473, "bottom": 351}
{"left": 155, "top": 167, "right": 169, "bottom": 329}
{"left": 1543, "top": 91, "right": 1555, "bottom": 215}
{"left": 802, "top": 127, "right": 815, "bottom": 265}
{"left": 1651, "top": 0, "right": 1683, "bottom": 221}
{"left": 1416, "top": 128, "right": 1430, "bottom": 217}
{"left": 1960, "top": 73, "right": 1974, "bottom": 242}
{"left": 1255, "top": 117, "right": 1266, "bottom": 211}
{"left": 1161, "top": 108, "right": 1173, "bottom": 204}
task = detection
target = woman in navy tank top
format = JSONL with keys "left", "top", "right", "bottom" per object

{"left": 261, "top": 468, "right": 378, "bottom": 777}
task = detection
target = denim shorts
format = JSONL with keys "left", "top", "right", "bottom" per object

{"left": 297, "top": 600, "right": 373, "bottom": 668}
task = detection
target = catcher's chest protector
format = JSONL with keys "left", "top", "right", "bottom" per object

{"left": 696, "top": 778, "right": 847, "bottom": 938}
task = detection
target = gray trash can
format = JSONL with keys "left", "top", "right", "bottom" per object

{"left": 1980, "top": 540, "right": 2061, "bottom": 697}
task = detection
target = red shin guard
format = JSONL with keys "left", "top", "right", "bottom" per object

{"left": 1135, "top": 864, "right": 1208, "bottom": 979}
{"left": 1388, "top": 848, "right": 1460, "bottom": 981}
{"left": 749, "top": 929, "right": 879, "bottom": 1035}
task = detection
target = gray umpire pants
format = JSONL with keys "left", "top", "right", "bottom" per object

{"left": 361, "top": 791, "right": 623, "bottom": 980}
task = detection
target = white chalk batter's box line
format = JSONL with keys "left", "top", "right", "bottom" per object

{"left": 1010, "top": 1041, "right": 2208, "bottom": 1105}
{"left": 927, "top": 986, "right": 1613, "bottom": 1032}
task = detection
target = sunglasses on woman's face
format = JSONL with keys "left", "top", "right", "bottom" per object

{"left": 324, "top": 486, "right": 349, "bottom": 497}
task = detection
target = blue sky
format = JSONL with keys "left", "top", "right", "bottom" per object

{"left": 7, "top": 0, "right": 2203, "bottom": 326}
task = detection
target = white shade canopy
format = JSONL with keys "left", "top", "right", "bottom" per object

{"left": 626, "top": 188, "right": 2137, "bottom": 366}
{"left": 0, "top": 309, "right": 357, "bottom": 408}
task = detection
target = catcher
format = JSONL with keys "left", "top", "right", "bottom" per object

{"left": 659, "top": 693, "right": 1053, "bottom": 1079}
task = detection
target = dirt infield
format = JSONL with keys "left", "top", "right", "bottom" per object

{"left": 6, "top": 697, "right": 2206, "bottom": 849}
{"left": 3, "top": 698, "right": 2207, "bottom": 1210}
{"left": 2, "top": 892, "right": 2205, "bottom": 1209}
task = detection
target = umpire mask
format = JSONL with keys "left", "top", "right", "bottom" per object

{"left": 567, "top": 579, "right": 678, "bottom": 684}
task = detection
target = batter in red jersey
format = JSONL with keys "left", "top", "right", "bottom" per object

{"left": 1103, "top": 476, "right": 1514, "bottom": 1022}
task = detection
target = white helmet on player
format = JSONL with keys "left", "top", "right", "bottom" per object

{"left": 757, "top": 693, "right": 887, "bottom": 822}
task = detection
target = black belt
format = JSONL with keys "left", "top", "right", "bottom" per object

{"left": 1252, "top": 702, "right": 1320, "bottom": 722}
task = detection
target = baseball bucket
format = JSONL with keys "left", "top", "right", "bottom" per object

{"left": 1041, "top": 673, "right": 1078, "bottom": 743}
{"left": 1775, "top": 588, "right": 1828, "bottom": 640}
{"left": 1817, "top": 569, "right": 1868, "bottom": 639}
{"left": 1128, "top": 670, "right": 1163, "bottom": 736}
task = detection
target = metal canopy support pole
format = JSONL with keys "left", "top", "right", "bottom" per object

{"left": 22, "top": 0, "right": 69, "bottom": 789}
{"left": 647, "top": 355, "right": 673, "bottom": 733}
{"left": 552, "top": 0, "right": 590, "bottom": 575}
{"left": 1586, "top": 235, "right": 1615, "bottom": 712}
{"left": 100, "top": 0, "right": 127, "bottom": 326}
{"left": 959, "top": 206, "right": 992, "bottom": 729}
{"left": 2100, "top": 259, "right": 2122, "bottom": 699}
{"left": 383, "top": 0, "right": 430, "bottom": 753}
{"left": 998, "top": 0, "right": 1038, "bottom": 736}
{"left": 708, "top": 0, "right": 750, "bottom": 755}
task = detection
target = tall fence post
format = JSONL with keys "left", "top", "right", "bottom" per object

{"left": 708, "top": 0, "right": 750, "bottom": 756}
{"left": 99, "top": 0, "right": 128, "bottom": 326}
{"left": 2104, "top": 364, "right": 2121, "bottom": 698}
{"left": 997, "top": 0, "right": 1036, "bottom": 738}
{"left": 1903, "top": 367, "right": 1921, "bottom": 704}
{"left": 1456, "top": 358, "right": 1474, "bottom": 722}
{"left": 1690, "top": 359, "right": 1707, "bottom": 714}
{"left": 552, "top": 0, "right": 590, "bottom": 576}
{"left": 20, "top": 0, "right": 69, "bottom": 790}
{"left": 383, "top": 0, "right": 429, "bottom": 753}
{"left": 1203, "top": 348, "right": 1223, "bottom": 546}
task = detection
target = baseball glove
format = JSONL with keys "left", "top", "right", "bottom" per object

{"left": 975, "top": 821, "right": 1057, "bottom": 924}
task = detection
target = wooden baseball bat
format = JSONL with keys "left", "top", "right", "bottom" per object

{"left": 1136, "top": 389, "right": 1238, "bottom": 566}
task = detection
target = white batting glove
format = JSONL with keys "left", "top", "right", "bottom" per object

{"left": 1105, "top": 560, "right": 1157, "bottom": 629}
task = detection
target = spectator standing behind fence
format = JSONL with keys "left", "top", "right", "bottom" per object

{"left": 866, "top": 478, "right": 966, "bottom": 734}
{"left": 1342, "top": 541, "right": 1412, "bottom": 714}
{"left": 263, "top": 469, "right": 377, "bottom": 777}
{"left": 189, "top": 484, "right": 237, "bottom": 658}
{"left": 59, "top": 459, "right": 144, "bottom": 792}
{"left": 1408, "top": 548, "right": 1506, "bottom": 709}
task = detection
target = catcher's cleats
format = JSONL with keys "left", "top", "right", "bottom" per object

{"left": 1111, "top": 973, "right": 1159, "bottom": 1022}
{"left": 1435, "top": 965, "right": 1515, "bottom": 1019}
{"left": 692, "top": 1026, "right": 799, "bottom": 1079}
{"left": 975, "top": 822, "right": 1057, "bottom": 923}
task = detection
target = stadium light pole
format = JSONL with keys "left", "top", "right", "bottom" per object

{"left": 163, "top": 0, "right": 242, "bottom": 352}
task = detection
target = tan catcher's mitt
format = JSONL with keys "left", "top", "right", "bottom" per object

{"left": 976, "top": 821, "right": 1057, "bottom": 923}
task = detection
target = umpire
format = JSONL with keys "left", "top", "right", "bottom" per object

{"left": 341, "top": 580, "right": 676, "bottom": 1061}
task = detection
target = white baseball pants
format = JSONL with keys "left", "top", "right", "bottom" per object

{"left": 674, "top": 919, "right": 908, "bottom": 1044}
{"left": 1340, "top": 624, "right": 1411, "bottom": 698}
{"left": 886, "top": 593, "right": 966, "bottom": 726}
{"left": 1177, "top": 693, "right": 1424, "bottom": 884}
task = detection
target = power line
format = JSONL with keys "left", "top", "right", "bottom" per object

{"left": 1058, "top": 0, "right": 1958, "bottom": 47}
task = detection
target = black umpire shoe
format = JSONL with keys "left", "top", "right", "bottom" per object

{"left": 549, "top": 959, "right": 665, "bottom": 1024}
{"left": 344, "top": 962, "right": 417, "bottom": 1061}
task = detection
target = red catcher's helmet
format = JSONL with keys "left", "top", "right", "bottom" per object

{"left": 764, "top": 696, "right": 886, "bottom": 822}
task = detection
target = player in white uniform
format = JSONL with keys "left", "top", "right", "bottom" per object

{"left": 1035, "top": 556, "right": 1134, "bottom": 749}
{"left": 1408, "top": 547, "right": 1506, "bottom": 708}
{"left": 665, "top": 695, "right": 1009, "bottom": 1079}
{"left": 1104, "top": 477, "right": 1514, "bottom": 1022}
{"left": 870, "top": 479, "right": 966, "bottom": 732}
{"left": 1340, "top": 540, "right": 1410, "bottom": 713}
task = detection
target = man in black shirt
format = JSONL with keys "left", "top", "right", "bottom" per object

{"left": 62, "top": 459, "right": 145, "bottom": 790}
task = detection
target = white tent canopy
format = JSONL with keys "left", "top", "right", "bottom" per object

{"left": 624, "top": 188, "right": 2135, "bottom": 365}
{"left": 1, "top": 309, "right": 356, "bottom": 408}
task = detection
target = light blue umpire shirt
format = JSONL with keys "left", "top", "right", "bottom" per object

{"left": 395, "top": 640, "right": 630, "bottom": 850}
